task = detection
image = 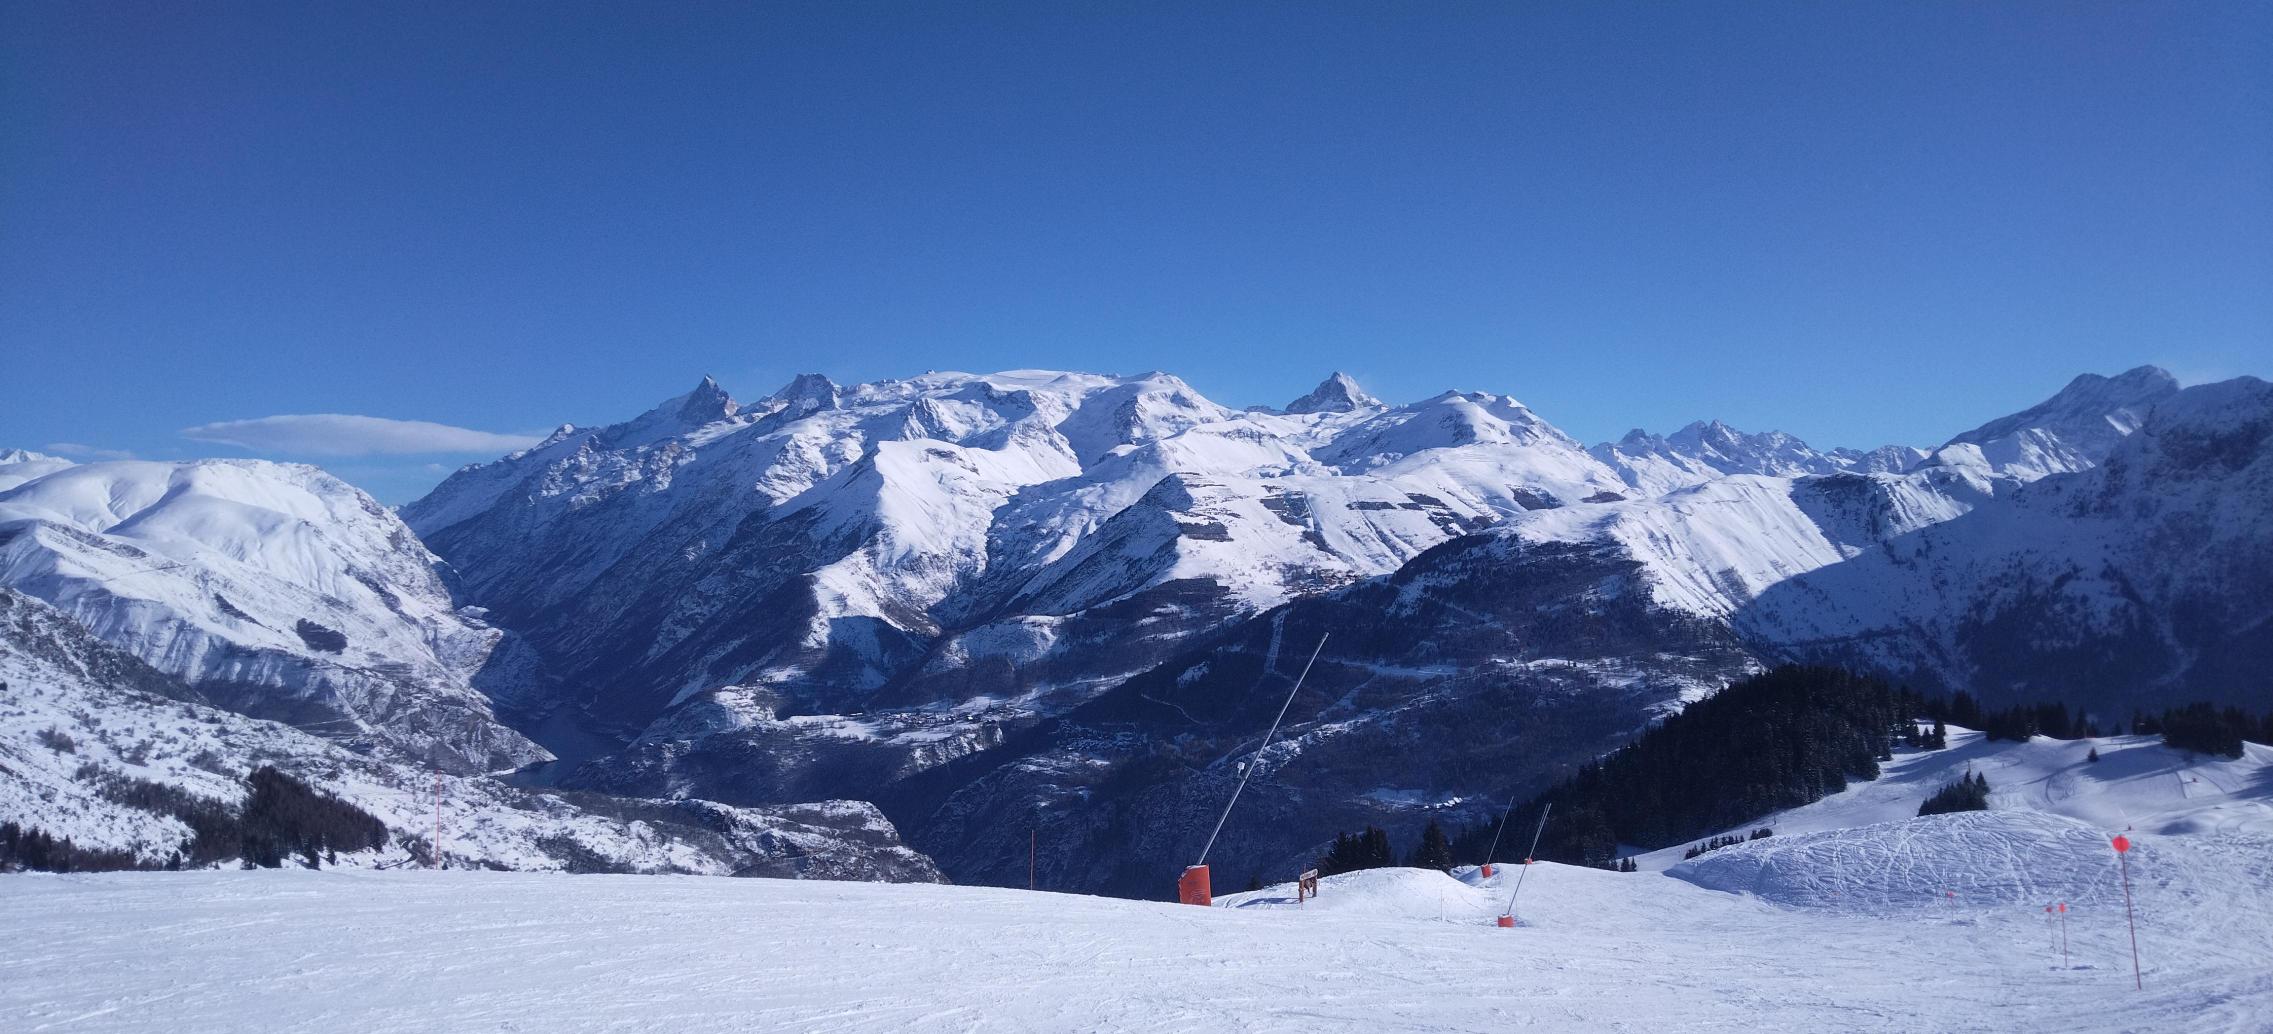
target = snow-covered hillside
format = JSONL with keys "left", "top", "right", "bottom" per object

{"left": 0, "top": 458, "right": 543, "bottom": 772}
{"left": 1742, "top": 375, "right": 2273, "bottom": 711}
{"left": 1917, "top": 365, "right": 2181, "bottom": 483}
{"left": 6, "top": 798, "right": 2264, "bottom": 1032}
{"left": 0, "top": 450, "right": 77, "bottom": 492}
{"left": 0, "top": 586, "right": 942, "bottom": 880}
{"left": 1639, "top": 727, "right": 2273, "bottom": 871}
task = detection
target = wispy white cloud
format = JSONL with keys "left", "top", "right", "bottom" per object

{"left": 42, "top": 442, "right": 137, "bottom": 460}
{"left": 180, "top": 414, "right": 541, "bottom": 457}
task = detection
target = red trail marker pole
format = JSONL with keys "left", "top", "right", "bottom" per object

{"left": 2112, "top": 835, "right": 2141, "bottom": 989}
{"left": 2058, "top": 902, "right": 2069, "bottom": 970}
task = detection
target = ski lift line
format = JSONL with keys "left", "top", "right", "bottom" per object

{"left": 1501, "top": 802, "right": 1552, "bottom": 919}
{"left": 1194, "top": 633, "right": 1329, "bottom": 868}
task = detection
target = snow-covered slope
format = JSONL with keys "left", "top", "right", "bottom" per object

{"left": 0, "top": 587, "right": 941, "bottom": 880}
{"left": 1741, "top": 376, "right": 2273, "bottom": 711}
{"left": 16, "top": 716, "right": 2261, "bottom": 1031}
{"left": 1498, "top": 469, "right": 1986, "bottom": 620}
{"left": 1639, "top": 724, "right": 2271, "bottom": 997}
{"left": 1916, "top": 365, "right": 2181, "bottom": 483}
{"left": 9, "top": 817, "right": 2264, "bottom": 1033}
{"left": 0, "top": 459, "right": 544, "bottom": 772}
{"left": 1642, "top": 726, "right": 2273, "bottom": 868}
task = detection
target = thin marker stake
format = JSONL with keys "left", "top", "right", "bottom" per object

{"left": 1195, "top": 633, "right": 1328, "bottom": 868}
{"left": 433, "top": 767, "right": 444, "bottom": 871}
{"left": 2058, "top": 902, "right": 2069, "bottom": 970}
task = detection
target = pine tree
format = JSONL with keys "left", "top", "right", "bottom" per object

{"left": 1409, "top": 820, "right": 1454, "bottom": 871}
{"left": 2086, "top": 747, "right": 2100, "bottom": 763}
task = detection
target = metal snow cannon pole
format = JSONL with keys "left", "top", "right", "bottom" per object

{"left": 1181, "top": 633, "right": 1328, "bottom": 906}
{"left": 1479, "top": 795, "right": 1516, "bottom": 880}
{"left": 1497, "top": 802, "right": 1553, "bottom": 928}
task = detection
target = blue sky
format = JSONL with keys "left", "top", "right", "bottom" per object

{"left": 3, "top": 2, "right": 2267, "bottom": 503}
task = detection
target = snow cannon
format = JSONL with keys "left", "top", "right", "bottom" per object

{"left": 1479, "top": 863, "right": 1495, "bottom": 878}
{"left": 1495, "top": 915, "right": 1515, "bottom": 928}
{"left": 1179, "top": 864, "right": 1212, "bottom": 907}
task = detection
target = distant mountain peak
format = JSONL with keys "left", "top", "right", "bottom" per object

{"left": 676, "top": 375, "right": 739, "bottom": 423}
{"left": 1912, "top": 364, "right": 2183, "bottom": 483}
{"left": 1286, "top": 372, "right": 1382, "bottom": 414}
{"left": 1945, "top": 365, "right": 2180, "bottom": 449}
{"left": 774, "top": 373, "right": 842, "bottom": 416}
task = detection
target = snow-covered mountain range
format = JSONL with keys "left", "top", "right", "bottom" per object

{"left": 0, "top": 586, "right": 940, "bottom": 879}
{"left": 4, "top": 362, "right": 2263, "bottom": 894}
{"left": 0, "top": 454, "right": 543, "bottom": 773}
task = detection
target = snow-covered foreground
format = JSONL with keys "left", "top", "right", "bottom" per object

{"left": 7, "top": 820, "right": 2268, "bottom": 1034}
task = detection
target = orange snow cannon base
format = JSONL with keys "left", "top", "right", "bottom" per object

{"left": 1179, "top": 864, "right": 1212, "bottom": 907}
{"left": 1496, "top": 915, "right": 1515, "bottom": 928}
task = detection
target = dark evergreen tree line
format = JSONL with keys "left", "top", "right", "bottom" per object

{"left": 1975, "top": 701, "right": 2100, "bottom": 742}
{"left": 236, "top": 766, "right": 389, "bottom": 868}
{"left": 1681, "top": 827, "right": 1773, "bottom": 861}
{"left": 1917, "top": 770, "right": 1991, "bottom": 816}
{"left": 2, "top": 765, "right": 389, "bottom": 873}
{"left": 1404, "top": 819, "right": 1454, "bottom": 871}
{"left": 2139, "top": 703, "right": 2267, "bottom": 760}
{"left": 1432, "top": 666, "right": 2270, "bottom": 873}
{"left": 1316, "top": 826, "right": 1396, "bottom": 876}
{"left": 1453, "top": 666, "right": 1919, "bottom": 869}
{"left": 0, "top": 821, "right": 143, "bottom": 872}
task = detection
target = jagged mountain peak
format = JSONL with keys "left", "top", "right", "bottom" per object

{"left": 1286, "top": 372, "right": 1382, "bottom": 414}
{"left": 1590, "top": 418, "right": 1886, "bottom": 498}
{"left": 673, "top": 375, "right": 739, "bottom": 423}
{"left": 773, "top": 373, "right": 843, "bottom": 415}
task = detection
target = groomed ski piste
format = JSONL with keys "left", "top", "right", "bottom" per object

{"left": 5, "top": 730, "right": 2269, "bottom": 1032}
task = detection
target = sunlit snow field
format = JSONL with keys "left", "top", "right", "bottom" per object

{"left": 6, "top": 731, "right": 2269, "bottom": 1033}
